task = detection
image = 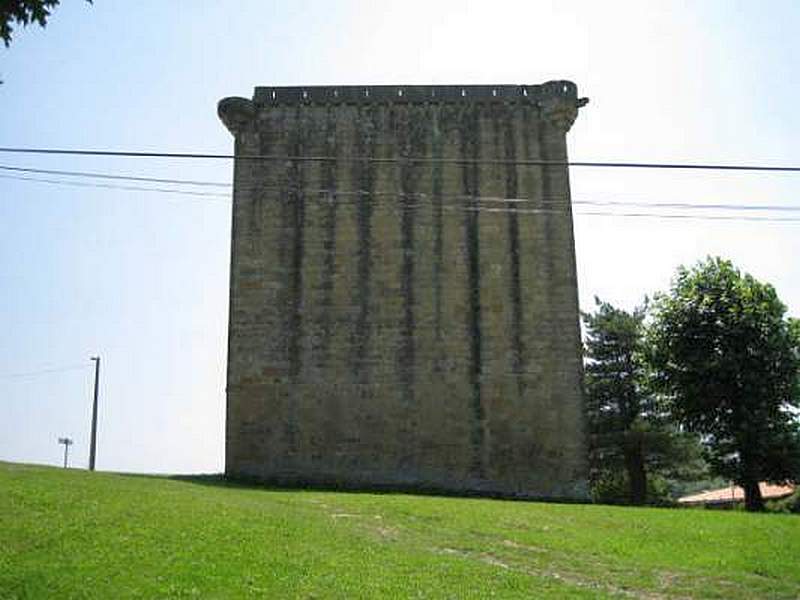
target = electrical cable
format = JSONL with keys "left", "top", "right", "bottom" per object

{"left": 0, "top": 174, "right": 230, "bottom": 200}
{"left": 3, "top": 146, "right": 800, "bottom": 172}
{"left": 0, "top": 164, "right": 231, "bottom": 187}
{"left": 0, "top": 364, "right": 91, "bottom": 380}
{"left": 4, "top": 168, "right": 800, "bottom": 222}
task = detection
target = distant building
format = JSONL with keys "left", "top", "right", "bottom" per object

{"left": 678, "top": 483, "right": 796, "bottom": 508}
{"left": 218, "top": 82, "right": 589, "bottom": 499}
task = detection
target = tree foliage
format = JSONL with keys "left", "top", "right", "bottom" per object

{"left": 1, "top": 0, "right": 91, "bottom": 48}
{"left": 649, "top": 257, "right": 800, "bottom": 511}
{"left": 583, "top": 298, "right": 703, "bottom": 505}
{"left": 1, "top": 0, "right": 60, "bottom": 47}
{"left": 1, "top": 0, "right": 91, "bottom": 84}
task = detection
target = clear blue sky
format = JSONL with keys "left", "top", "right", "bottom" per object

{"left": 2, "top": 0, "right": 799, "bottom": 473}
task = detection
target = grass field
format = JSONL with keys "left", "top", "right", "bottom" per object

{"left": 2, "top": 462, "right": 799, "bottom": 599}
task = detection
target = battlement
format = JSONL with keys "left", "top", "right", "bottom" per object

{"left": 219, "top": 81, "right": 588, "bottom": 135}
{"left": 250, "top": 81, "right": 583, "bottom": 106}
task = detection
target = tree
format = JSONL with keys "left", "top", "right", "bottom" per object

{"left": 649, "top": 257, "right": 800, "bottom": 511}
{"left": 2, "top": 0, "right": 60, "bottom": 47}
{"left": 1, "top": 1, "right": 91, "bottom": 84}
{"left": 583, "top": 298, "right": 703, "bottom": 505}
{"left": 790, "top": 318, "right": 800, "bottom": 356}
{"left": 1, "top": 0, "right": 92, "bottom": 48}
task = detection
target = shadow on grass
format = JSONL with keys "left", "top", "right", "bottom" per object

{"left": 102, "top": 471, "right": 795, "bottom": 514}
{"left": 162, "top": 472, "right": 599, "bottom": 506}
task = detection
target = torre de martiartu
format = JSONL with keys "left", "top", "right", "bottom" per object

{"left": 219, "top": 81, "right": 588, "bottom": 499}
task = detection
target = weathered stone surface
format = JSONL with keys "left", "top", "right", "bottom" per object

{"left": 219, "top": 82, "right": 588, "bottom": 499}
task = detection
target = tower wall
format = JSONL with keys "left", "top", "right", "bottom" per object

{"left": 219, "top": 82, "right": 588, "bottom": 499}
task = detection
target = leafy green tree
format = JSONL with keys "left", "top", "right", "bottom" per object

{"left": 1, "top": 0, "right": 61, "bottom": 47}
{"left": 1, "top": 1, "right": 91, "bottom": 84}
{"left": 790, "top": 318, "right": 800, "bottom": 357}
{"left": 649, "top": 257, "right": 800, "bottom": 511}
{"left": 583, "top": 298, "right": 703, "bottom": 505}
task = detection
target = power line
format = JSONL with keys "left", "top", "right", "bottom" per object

{"left": 1, "top": 169, "right": 570, "bottom": 202}
{"left": 0, "top": 147, "right": 237, "bottom": 161}
{"left": 0, "top": 165, "right": 231, "bottom": 187}
{"left": 4, "top": 168, "right": 800, "bottom": 222}
{"left": 573, "top": 210, "right": 800, "bottom": 223}
{"left": 8, "top": 164, "right": 800, "bottom": 213}
{"left": 0, "top": 364, "right": 90, "bottom": 380}
{"left": 573, "top": 199, "right": 800, "bottom": 212}
{"left": 5, "top": 171, "right": 800, "bottom": 216}
{"left": 3, "top": 146, "right": 800, "bottom": 172}
{"left": 8, "top": 166, "right": 800, "bottom": 211}
{"left": 455, "top": 206, "right": 800, "bottom": 222}
{"left": 0, "top": 174, "right": 230, "bottom": 200}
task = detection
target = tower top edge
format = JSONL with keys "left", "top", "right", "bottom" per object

{"left": 218, "top": 81, "right": 588, "bottom": 134}
{"left": 249, "top": 81, "right": 582, "bottom": 105}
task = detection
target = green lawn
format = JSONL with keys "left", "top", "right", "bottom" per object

{"left": 1, "top": 462, "right": 798, "bottom": 599}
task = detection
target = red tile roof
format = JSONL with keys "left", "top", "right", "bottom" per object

{"left": 678, "top": 482, "right": 796, "bottom": 505}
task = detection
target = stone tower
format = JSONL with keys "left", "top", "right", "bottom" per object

{"left": 219, "top": 81, "right": 588, "bottom": 499}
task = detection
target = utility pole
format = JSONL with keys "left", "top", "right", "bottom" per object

{"left": 89, "top": 356, "right": 100, "bottom": 471}
{"left": 58, "top": 437, "right": 73, "bottom": 468}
